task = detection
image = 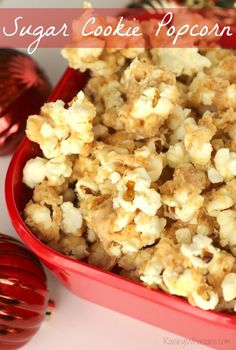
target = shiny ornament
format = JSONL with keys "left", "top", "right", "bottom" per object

{"left": 0, "top": 233, "right": 49, "bottom": 350}
{"left": 0, "top": 49, "right": 51, "bottom": 156}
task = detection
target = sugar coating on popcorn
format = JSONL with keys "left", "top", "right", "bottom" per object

{"left": 23, "top": 46, "right": 236, "bottom": 313}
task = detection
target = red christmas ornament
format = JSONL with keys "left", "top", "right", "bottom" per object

{"left": 0, "top": 49, "right": 51, "bottom": 156}
{"left": 0, "top": 233, "right": 49, "bottom": 350}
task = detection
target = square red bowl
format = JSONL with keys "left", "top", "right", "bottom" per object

{"left": 5, "top": 67, "right": 236, "bottom": 350}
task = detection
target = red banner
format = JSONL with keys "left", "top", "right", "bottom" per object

{"left": 0, "top": 8, "right": 235, "bottom": 53}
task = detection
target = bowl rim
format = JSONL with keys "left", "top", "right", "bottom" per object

{"left": 5, "top": 67, "right": 236, "bottom": 327}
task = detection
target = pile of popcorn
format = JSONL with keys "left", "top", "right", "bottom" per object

{"left": 22, "top": 45, "right": 236, "bottom": 312}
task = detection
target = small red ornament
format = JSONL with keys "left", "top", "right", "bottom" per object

{"left": 0, "top": 233, "right": 49, "bottom": 350}
{"left": 0, "top": 49, "right": 51, "bottom": 156}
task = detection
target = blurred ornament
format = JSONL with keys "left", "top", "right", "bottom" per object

{"left": 0, "top": 233, "right": 49, "bottom": 350}
{"left": 0, "top": 49, "right": 51, "bottom": 156}
{"left": 215, "top": 0, "right": 236, "bottom": 7}
{"left": 45, "top": 299, "right": 56, "bottom": 320}
{"left": 180, "top": 0, "right": 236, "bottom": 7}
{"left": 181, "top": 0, "right": 215, "bottom": 7}
{"left": 128, "top": 0, "right": 180, "bottom": 9}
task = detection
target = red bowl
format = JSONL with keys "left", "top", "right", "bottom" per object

{"left": 5, "top": 67, "right": 236, "bottom": 350}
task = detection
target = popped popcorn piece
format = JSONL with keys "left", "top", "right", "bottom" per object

{"left": 184, "top": 118, "right": 216, "bottom": 167}
{"left": 175, "top": 228, "right": 192, "bottom": 244}
{"left": 140, "top": 257, "right": 164, "bottom": 286}
{"left": 24, "top": 203, "right": 59, "bottom": 241}
{"left": 57, "top": 234, "right": 89, "bottom": 260}
{"left": 165, "top": 142, "right": 190, "bottom": 169}
{"left": 23, "top": 157, "right": 47, "bottom": 189}
{"left": 111, "top": 223, "right": 160, "bottom": 255}
{"left": 62, "top": 47, "right": 104, "bottom": 72}
{"left": 163, "top": 268, "right": 202, "bottom": 297}
{"left": 206, "top": 186, "right": 234, "bottom": 216}
{"left": 214, "top": 148, "right": 236, "bottom": 181}
{"left": 189, "top": 73, "right": 236, "bottom": 112}
{"left": 135, "top": 146, "right": 163, "bottom": 182}
{"left": 113, "top": 208, "right": 135, "bottom": 232}
{"left": 207, "top": 167, "right": 224, "bottom": 184}
{"left": 88, "top": 241, "right": 116, "bottom": 270}
{"left": 167, "top": 105, "right": 191, "bottom": 134}
{"left": 130, "top": 85, "right": 175, "bottom": 120}
{"left": 207, "top": 53, "right": 236, "bottom": 83}
{"left": 24, "top": 202, "right": 61, "bottom": 243}
{"left": 113, "top": 167, "right": 162, "bottom": 216}
{"left": 63, "top": 46, "right": 128, "bottom": 77}
{"left": 191, "top": 288, "right": 219, "bottom": 310}
{"left": 61, "top": 202, "right": 83, "bottom": 235}
{"left": 181, "top": 234, "right": 214, "bottom": 269}
{"left": 222, "top": 273, "right": 236, "bottom": 302}
{"left": 116, "top": 58, "right": 179, "bottom": 138}
{"left": 86, "top": 229, "right": 97, "bottom": 244}
{"left": 134, "top": 212, "right": 166, "bottom": 239}
{"left": 161, "top": 167, "right": 207, "bottom": 222}
{"left": 23, "top": 156, "right": 73, "bottom": 188}
{"left": 217, "top": 209, "right": 236, "bottom": 251}
{"left": 151, "top": 48, "right": 211, "bottom": 77}
{"left": 26, "top": 91, "right": 96, "bottom": 159}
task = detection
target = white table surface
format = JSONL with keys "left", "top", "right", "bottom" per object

{"left": 0, "top": 0, "right": 211, "bottom": 349}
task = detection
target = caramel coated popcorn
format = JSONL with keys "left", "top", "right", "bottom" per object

{"left": 23, "top": 47, "right": 236, "bottom": 313}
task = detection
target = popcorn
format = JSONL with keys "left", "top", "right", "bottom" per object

{"left": 113, "top": 208, "right": 135, "bottom": 232}
{"left": 175, "top": 228, "right": 192, "bottom": 244}
{"left": 134, "top": 212, "right": 166, "bottom": 239}
{"left": 88, "top": 241, "right": 116, "bottom": 270}
{"left": 163, "top": 268, "right": 202, "bottom": 297}
{"left": 45, "top": 156, "right": 73, "bottom": 186}
{"left": 61, "top": 202, "right": 83, "bottom": 235}
{"left": 206, "top": 187, "right": 234, "bottom": 216}
{"left": 86, "top": 229, "right": 97, "bottom": 244}
{"left": 181, "top": 234, "right": 214, "bottom": 269}
{"left": 62, "top": 47, "right": 104, "bottom": 72}
{"left": 214, "top": 148, "right": 236, "bottom": 181}
{"left": 130, "top": 85, "right": 175, "bottom": 120}
{"left": 23, "top": 157, "right": 47, "bottom": 189}
{"left": 151, "top": 48, "right": 211, "bottom": 77}
{"left": 24, "top": 203, "right": 60, "bottom": 242}
{"left": 24, "top": 183, "right": 63, "bottom": 242}
{"left": 115, "top": 58, "right": 179, "bottom": 139}
{"left": 191, "top": 289, "right": 219, "bottom": 311}
{"left": 222, "top": 273, "right": 236, "bottom": 302}
{"left": 23, "top": 156, "right": 73, "bottom": 188}
{"left": 207, "top": 167, "right": 223, "bottom": 184}
{"left": 217, "top": 209, "right": 236, "bottom": 251}
{"left": 113, "top": 168, "right": 162, "bottom": 216}
{"left": 161, "top": 167, "right": 207, "bottom": 222}
{"left": 140, "top": 257, "right": 164, "bottom": 286}
{"left": 184, "top": 117, "right": 216, "bottom": 167}
{"left": 23, "top": 46, "right": 236, "bottom": 313}
{"left": 165, "top": 142, "right": 190, "bottom": 169}
{"left": 189, "top": 73, "right": 236, "bottom": 112}
{"left": 26, "top": 91, "right": 96, "bottom": 159}
{"left": 55, "top": 234, "right": 89, "bottom": 260}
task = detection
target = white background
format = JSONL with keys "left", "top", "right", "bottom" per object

{"left": 0, "top": 1, "right": 210, "bottom": 349}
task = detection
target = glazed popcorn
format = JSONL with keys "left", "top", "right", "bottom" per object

{"left": 151, "top": 48, "right": 211, "bottom": 77}
{"left": 23, "top": 46, "right": 236, "bottom": 313}
{"left": 23, "top": 155, "right": 73, "bottom": 188}
{"left": 26, "top": 91, "right": 96, "bottom": 159}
